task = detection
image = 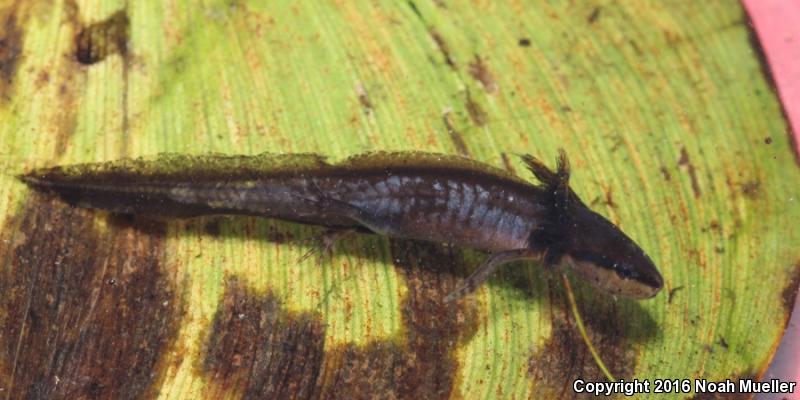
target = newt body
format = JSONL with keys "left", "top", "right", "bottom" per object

{"left": 20, "top": 151, "right": 663, "bottom": 300}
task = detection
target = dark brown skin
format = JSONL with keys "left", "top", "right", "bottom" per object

{"left": 19, "top": 151, "right": 663, "bottom": 300}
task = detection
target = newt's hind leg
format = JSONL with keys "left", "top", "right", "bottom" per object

{"left": 444, "top": 249, "right": 538, "bottom": 303}
{"left": 321, "top": 200, "right": 400, "bottom": 237}
{"left": 297, "top": 228, "right": 356, "bottom": 263}
{"left": 293, "top": 181, "right": 400, "bottom": 237}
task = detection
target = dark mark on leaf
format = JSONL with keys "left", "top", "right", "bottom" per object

{"left": 429, "top": 29, "right": 456, "bottom": 70}
{"left": 467, "top": 55, "right": 498, "bottom": 94}
{"left": 603, "top": 187, "right": 617, "bottom": 209}
{"left": 740, "top": 180, "right": 761, "bottom": 199}
{"left": 201, "top": 277, "right": 325, "bottom": 399}
{"left": 518, "top": 38, "right": 531, "bottom": 47}
{"left": 677, "top": 146, "right": 702, "bottom": 198}
{"left": 659, "top": 166, "right": 671, "bottom": 181}
{"left": 229, "top": 239, "right": 478, "bottom": 399}
{"left": 0, "top": 12, "right": 23, "bottom": 103}
{"left": 389, "top": 240, "right": 480, "bottom": 399}
{"left": 465, "top": 92, "right": 488, "bottom": 126}
{"left": 668, "top": 285, "right": 684, "bottom": 304}
{"left": 500, "top": 152, "right": 517, "bottom": 174}
{"left": 589, "top": 183, "right": 617, "bottom": 209}
{"left": 318, "top": 341, "right": 406, "bottom": 399}
{"left": 0, "top": 193, "right": 181, "bottom": 399}
{"left": 311, "top": 240, "right": 480, "bottom": 399}
{"left": 764, "top": 136, "right": 772, "bottom": 145}
{"left": 34, "top": 69, "right": 49, "bottom": 88}
{"left": 700, "top": 220, "right": 721, "bottom": 234}
{"left": 406, "top": 0, "right": 423, "bottom": 19}
{"left": 608, "top": 134, "right": 624, "bottom": 153}
{"left": 628, "top": 40, "right": 643, "bottom": 56}
{"left": 442, "top": 109, "right": 471, "bottom": 156}
{"left": 356, "top": 82, "right": 374, "bottom": 117}
{"left": 780, "top": 262, "right": 800, "bottom": 318}
{"left": 587, "top": 7, "right": 601, "bottom": 24}
{"left": 529, "top": 280, "right": 652, "bottom": 399}
{"left": 75, "top": 10, "right": 129, "bottom": 65}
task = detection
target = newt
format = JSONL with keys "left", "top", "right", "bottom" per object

{"left": 19, "top": 151, "right": 663, "bottom": 300}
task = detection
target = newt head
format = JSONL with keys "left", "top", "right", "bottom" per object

{"left": 522, "top": 151, "right": 663, "bottom": 299}
{"left": 559, "top": 205, "right": 664, "bottom": 299}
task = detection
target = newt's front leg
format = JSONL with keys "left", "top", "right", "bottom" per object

{"left": 444, "top": 249, "right": 538, "bottom": 302}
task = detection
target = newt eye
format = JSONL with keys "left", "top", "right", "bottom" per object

{"left": 615, "top": 262, "right": 635, "bottom": 279}
{"left": 563, "top": 254, "right": 662, "bottom": 299}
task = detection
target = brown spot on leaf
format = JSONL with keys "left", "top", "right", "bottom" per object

{"left": 34, "top": 69, "right": 49, "bottom": 88}
{"left": 529, "top": 282, "right": 652, "bottom": 399}
{"left": 429, "top": 29, "right": 456, "bottom": 70}
{"left": 442, "top": 109, "right": 471, "bottom": 156}
{"left": 389, "top": 240, "right": 480, "bottom": 398}
{"left": 627, "top": 40, "right": 643, "bottom": 56}
{"left": 702, "top": 219, "right": 721, "bottom": 234}
{"left": 678, "top": 146, "right": 702, "bottom": 198}
{"left": 465, "top": 93, "right": 488, "bottom": 126}
{"left": 468, "top": 55, "right": 499, "bottom": 94}
{"left": 318, "top": 341, "right": 406, "bottom": 399}
{"left": 659, "top": 166, "right": 671, "bottom": 181}
{"left": 518, "top": 38, "right": 531, "bottom": 47}
{"left": 603, "top": 187, "right": 617, "bottom": 209}
{"left": 0, "top": 11, "right": 23, "bottom": 103}
{"left": 500, "top": 152, "right": 517, "bottom": 174}
{"left": 587, "top": 7, "right": 601, "bottom": 24}
{"left": 0, "top": 194, "right": 181, "bottom": 399}
{"left": 75, "top": 10, "right": 129, "bottom": 65}
{"left": 764, "top": 136, "right": 772, "bottom": 145}
{"left": 201, "top": 242, "right": 480, "bottom": 400}
{"left": 406, "top": 0, "right": 423, "bottom": 19}
{"left": 740, "top": 180, "right": 761, "bottom": 199}
{"left": 780, "top": 262, "right": 800, "bottom": 318}
{"left": 52, "top": 3, "right": 127, "bottom": 153}
{"left": 356, "top": 82, "right": 374, "bottom": 117}
{"left": 201, "top": 277, "right": 325, "bottom": 399}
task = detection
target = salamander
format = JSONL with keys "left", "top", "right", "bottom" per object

{"left": 19, "top": 151, "right": 664, "bottom": 300}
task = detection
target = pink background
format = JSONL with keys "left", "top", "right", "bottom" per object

{"left": 742, "top": 0, "right": 800, "bottom": 399}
